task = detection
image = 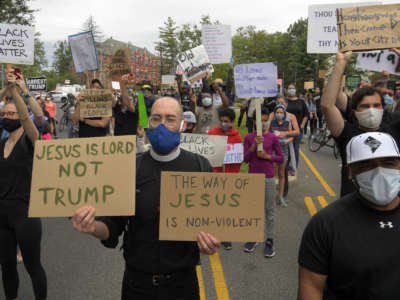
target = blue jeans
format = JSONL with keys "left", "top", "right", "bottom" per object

{"left": 293, "top": 128, "right": 303, "bottom": 168}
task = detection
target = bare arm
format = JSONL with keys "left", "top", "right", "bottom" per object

{"left": 297, "top": 266, "right": 327, "bottom": 300}
{"left": 72, "top": 206, "right": 110, "bottom": 240}
{"left": 290, "top": 114, "right": 300, "bottom": 137}
{"left": 120, "top": 76, "right": 135, "bottom": 112}
{"left": 214, "top": 84, "right": 229, "bottom": 107}
{"left": 336, "top": 75, "right": 348, "bottom": 112}
{"left": 84, "top": 117, "right": 111, "bottom": 128}
{"left": 321, "top": 52, "right": 352, "bottom": 137}
{"left": 72, "top": 93, "right": 82, "bottom": 125}
{"left": 16, "top": 73, "right": 44, "bottom": 125}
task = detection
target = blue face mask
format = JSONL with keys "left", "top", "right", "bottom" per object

{"left": 384, "top": 95, "right": 394, "bottom": 110}
{"left": 146, "top": 123, "right": 181, "bottom": 155}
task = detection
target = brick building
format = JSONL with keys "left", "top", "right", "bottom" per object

{"left": 95, "top": 37, "right": 161, "bottom": 87}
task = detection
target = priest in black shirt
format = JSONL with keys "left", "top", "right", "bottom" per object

{"left": 71, "top": 97, "right": 221, "bottom": 300}
{"left": 298, "top": 132, "right": 400, "bottom": 300}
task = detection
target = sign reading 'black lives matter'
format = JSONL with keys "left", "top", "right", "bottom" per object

{"left": 0, "top": 24, "right": 34, "bottom": 65}
{"left": 27, "top": 76, "right": 47, "bottom": 91}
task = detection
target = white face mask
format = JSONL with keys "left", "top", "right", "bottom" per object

{"left": 356, "top": 167, "right": 400, "bottom": 206}
{"left": 354, "top": 108, "right": 383, "bottom": 129}
{"left": 288, "top": 89, "right": 296, "bottom": 97}
{"left": 202, "top": 97, "right": 212, "bottom": 107}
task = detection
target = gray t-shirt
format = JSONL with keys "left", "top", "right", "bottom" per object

{"left": 195, "top": 106, "right": 220, "bottom": 134}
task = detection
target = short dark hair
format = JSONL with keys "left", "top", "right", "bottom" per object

{"left": 351, "top": 86, "right": 384, "bottom": 110}
{"left": 373, "top": 80, "right": 387, "bottom": 89}
{"left": 91, "top": 79, "right": 104, "bottom": 88}
{"left": 218, "top": 107, "right": 236, "bottom": 122}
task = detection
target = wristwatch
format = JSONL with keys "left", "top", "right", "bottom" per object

{"left": 21, "top": 92, "right": 30, "bottom": 104}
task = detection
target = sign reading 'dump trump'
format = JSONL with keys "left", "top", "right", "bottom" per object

{"left": 0, "top": 23, "right": 34, "bottom": 65}
{"left": 159, "top": 172, "right": 265, "bottom": 242}
{"left": 337, "top": 4, "right": 400, "bottom": 52}
{"left": 29, "top": 136, "right": 136, "bottom": 217}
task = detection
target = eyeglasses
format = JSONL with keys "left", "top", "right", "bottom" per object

{"left": 149, "top": 115, "right": 181, "bottom": 128}
{"left": 0, "top": 111, "right": 18, "bottom": 117}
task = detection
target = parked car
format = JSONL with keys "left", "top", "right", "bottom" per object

{"left": 48, "top": 91, "right": 68, "bottom": 103}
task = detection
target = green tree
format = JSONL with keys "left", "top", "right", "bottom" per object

{"left": 16, "top": 32, "right": 48, "bottom": 77}
{"left": 157, "top": 17, "right": 179, "bottom": 74}
{"left": 0, "top": 0, "right": 36, "bottom": 25}
{"left": 81, "top": 15, "right": 104, "bottom": 43}
{"left": 53, "top": 40, "right": 73, "bottom": 75}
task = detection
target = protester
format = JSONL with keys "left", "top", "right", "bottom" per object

{"left": 44, "top": 94, "right": 57, "bottom": 137}
{"left": 72, "top": 78, "right": 114, "bottom": 138}
{"left": 243, "top": 98, "right": 257, "bottom": 133}
{"left": 183, "top": 111, "right": 197, "bottom": 133}
{"left": 0, "top": 68, "right": 47, "bottom": 300}
{"left": 71, "top": 97, "right": 221, "bottom": 300}
{"left": 321, "top": 51, "right": 400, "bottom": 197}
{"left": 114, "top": 75, "right": 138, "bottom": 136}
{"left": 304, "top": 92, "right": 317, "bottom": 138}
{"left": 286, "top": 84, "right": 308, "bottom": 168}
{"left": 243, "top": 108, "right": 284, "bottom": 256}
{"left": 313, "top": 87, "right": 323, "bottom": 128}
{"left": 143, "top": 84, "right": 155, "bottom": 116}
{"left": 208, "top": 107, "right": 242, "bottom": 250}
{"left": 298, "top": 132, "right": 400, "bottom": 299}
{"left": 269, "top": 104, "right": 294, "bottom": 206}
{"left": 373, "top": 80, "right": 396, "bottom": 112}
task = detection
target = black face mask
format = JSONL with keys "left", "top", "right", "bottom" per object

{"left": 2, "top": 118, "right": 21, "bottom": 132}
{"left": 184, "top": 128, "right": 193, "bottom": 133}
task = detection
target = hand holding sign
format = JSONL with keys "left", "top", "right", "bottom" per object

{"left": 71, "top": 205, "right": 96, "bottom": 234}
{"left": 197, "top": 231, "right": 221, "bottom": 255}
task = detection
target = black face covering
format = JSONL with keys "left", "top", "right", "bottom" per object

{"left": 2, "top": 118, "right": 21, "bottom": 132}
{"left": 184, "top": 128, "right": 193, "bottom": 133}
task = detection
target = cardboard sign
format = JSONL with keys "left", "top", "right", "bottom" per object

{"left": 159, "top": 172, "right": 265, "bottom": 242}
{"left": 29, "top": 136, "right": 136, "bottom": 217}
{"left": 162, "top": 75, "right": 176, "bottom": 85}
{"left": 27, "top": 76, "right": 47, "bottom": 91}
{"left": 202, "top": 25, "right": 232, "bottom": 64}
{"left": 346, "top": 75, "right": 362, "bottom": 88}
{"left": 307, "top": 2, "right": 380, "bottom": 53}
{"left": 111, "top": 81, "right": 120, "bottom": 90}
{"left": 176, "top": 45, "right": 214, "bottom": 82}
{"left": 337, "top": 4, "right": 400, "bottom": 52}
{"left": 356, "top": 50, "right": 400, "bottom": 75}
{"left": 318, "top": 69, "right": 326, "bottom": 78}
{"left": 69, "top": 31, "right": 99, "bottom": 73}
{"left": 224, "top": 143, "right": 244, "bottom": 164}
{"left": 0, "top": 23, "right": 34, "bottom": 65}
{"left": 80, "top": 89, "right": 113, "bottom": 118}
{"left": 234, "top": 63, "right": 278, "bottom": 98}
{"left": 110, "top": 48, "right": 131, "bottom": 76}
{"left": 304, "top": 81, "right": 314, "bottom": 90}
{"left": 180, "top": 134, "right": 228, "bottom": 167}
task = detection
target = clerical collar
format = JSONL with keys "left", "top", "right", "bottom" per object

{"left": 150, "top": 147, "right": 181, "bottom": 162}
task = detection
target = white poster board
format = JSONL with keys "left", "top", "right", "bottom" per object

{"left": 224, "top": 143, "right": 244, "bottom": 164}
{"left": 180, "top": 134, "right": 227, "bottom": 167}
{"left": 68, "top": 31, "right": 99, "bottom": 73}
{"left": 162, "top": 75, "right": 176, "bottom": 85}
{"left": 176, "top": 45, "right": 214, "bottom": 82}
{"left": 307, "top": 2, "right": 380, "bottom": 54}
{"left": 234, "top": 63, "right": 278, "bottom": 98}
{"left": 202, "top": 25, "right": 232, "bottom": 64}
{"left": 111, "top": 81, "right": 120, "bottom": 90}
{"left": 356, "top": 50, "right": 400, "bottom": 75}
{"left": 0, "top": 24, "right": 34, "bottom": 65}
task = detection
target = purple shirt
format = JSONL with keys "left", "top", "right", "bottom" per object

{"left": 244, "top": 132, "right": 284, "bottom": 178}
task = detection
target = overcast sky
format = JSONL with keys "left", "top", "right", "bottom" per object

{"left": 31, "top": 0, "right": 396, "bottom": 65}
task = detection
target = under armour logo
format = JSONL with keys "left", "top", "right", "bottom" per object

{"left": 364, "top": 136, "right": 382, "bottom": 153}
{"left": 379, "top": 221, "right": 394, "bottom": 229}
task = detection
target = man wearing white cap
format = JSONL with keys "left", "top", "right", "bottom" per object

{"left": 298, "top": 132, "right": 400, "bottom": 300}
{"left": 183, "top": 111, "right": 197, "bottom": 133}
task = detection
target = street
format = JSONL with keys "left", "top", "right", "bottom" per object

{"left": 3, "top": 111, "right": 342, "bottom": 299}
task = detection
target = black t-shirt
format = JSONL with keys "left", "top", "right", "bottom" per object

{"left": 113, "top": 103, "right": 138, "bottom": 136}
{"left": 299, "top": 193, "right": 400, "bottom": 299}
{"left": 0, "top": 133, "right": 33, "bottom": 205}
{"left": 286, "top": 98, "right": 309, "bottom": 127}
{"left": 335, "top": 111, "right": 400, "bottom": 197}
{"left": 79, "top": 118, "right": 108, "bottom": 138}
{"left": 99, "top": 149, "right": 213, "bottom": 273}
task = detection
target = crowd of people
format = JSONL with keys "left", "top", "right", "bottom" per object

{"left": 0, "top": 47, "right": 400, "bottom": 299}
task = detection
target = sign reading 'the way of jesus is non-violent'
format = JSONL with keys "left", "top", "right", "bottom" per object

{"left": 159, "top": 172, "right": 265, "bottom": 242}
{"left": 29, "top": 136, "right": 136, "bottom": 217}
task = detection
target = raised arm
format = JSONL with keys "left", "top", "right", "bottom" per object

{"left": 321, "top": 52, "right": 352, "bottom": 137}
{"left": 16, "top": 73, "right": 44, "bottom": 125}
{"left": 120, "top": 75, "right": 135, "bottom": 112}
{"left": 72, "top": 93, "right": 83, "bottom": 125}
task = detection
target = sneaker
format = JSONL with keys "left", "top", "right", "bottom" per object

{"left": 278, "top": 197, "right": 288, "bottom": 207}
{"left": 243, "top": 242, "right": 258, "bottom": 253}
{"left": 264, "top": 239, "right": 276, "bottom": 258}
{"left": 222, "top": 242, "right": 232, "bottom": 250}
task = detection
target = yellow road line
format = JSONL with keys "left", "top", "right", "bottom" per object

{"left": 196, "top": 265, "right": 206, "bottom": 300}
{"left": 209, "top": 252, "right": 230, "bottom": 300}
{"left": 317, "top": 195, "right": 328, "bottom": 208}
{"left": 299, "top": 150, "right": 337, "bottom": 197}
{"left": 304, "top": 196, "right": 318, "bottom": 216}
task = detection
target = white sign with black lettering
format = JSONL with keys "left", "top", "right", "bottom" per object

{"left": 27, "top": 76, "right": 47, "bottom": 91}
{"left": 68, "top": 31, "right": 99, "bottom": 73}
{"left": 0, "top": 24, "right": 34, "bottom": 65}
{"left": 356, "top": 50, "right": 400, "bottom": 75}
{"left": 224, "top": 144, "right": 244, "bottom": 164}
{"left": 202, "top": 25, "right": 232, "bottom": 64}
{"left": 176, "top": 45, "right": 214, "bottom": 82}
{"left": 307, "top": 2, "right": 380, "bottom": 54}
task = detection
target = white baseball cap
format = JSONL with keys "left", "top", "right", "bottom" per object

{"left": 183, "top": 111, "right": 197, "bottom": 124}
{"left": 346, "top": 132, "right": 400, "bottom": 164}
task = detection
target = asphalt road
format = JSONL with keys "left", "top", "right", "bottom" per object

{"left": 1, "top": 108, "right": 343, "bottom": 300}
